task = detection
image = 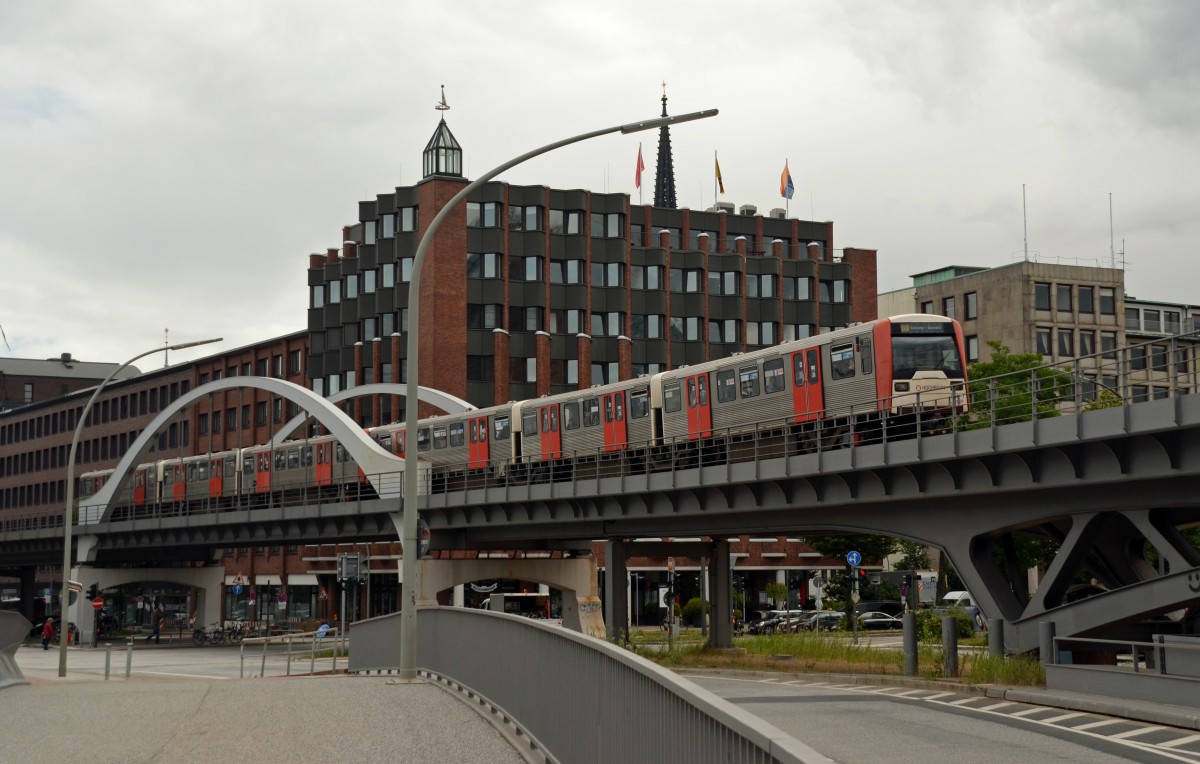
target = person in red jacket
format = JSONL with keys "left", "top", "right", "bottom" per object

{"left": 41, "top": 618, "right": 56, "bottom": 650}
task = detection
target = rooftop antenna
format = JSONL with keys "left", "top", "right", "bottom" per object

{"left": 1109, "top": 192, "right": 1115, "bottom": 269}
{"left": 1022, "top": 184, "right": 1029, "bottom": 262}
{"left": 163, "top": 327, "right": 169, "bottom": 368}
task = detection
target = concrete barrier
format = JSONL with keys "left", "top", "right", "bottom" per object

{"left": 0, "top": 610, "right": 32, "bottom": 690}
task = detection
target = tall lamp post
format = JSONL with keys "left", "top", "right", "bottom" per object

{"left": 59, "top": 336, "right": 221, "bottom": 677}
{"left": 399, "top": 108, "right": 718, "bottom": 680}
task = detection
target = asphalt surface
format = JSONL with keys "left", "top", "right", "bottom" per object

{"left": 8, "top": 643, "right": 523, "bottom": 764}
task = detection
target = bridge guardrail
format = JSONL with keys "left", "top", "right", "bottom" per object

{"left": 240, "top": 626, "right": 341, "bottom": 678}
{"left": 1046, "top": 633, "right": 1200, "bottom": 709}
{"left": 350, "top": 607, "right": 831, "bottom": 764}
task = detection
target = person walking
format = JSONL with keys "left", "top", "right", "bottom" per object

{"left": 146, "top": 606, "right": 161, "bottom": 645}
{"left": 41, "top": 618, "right": 56, "bottom": 650}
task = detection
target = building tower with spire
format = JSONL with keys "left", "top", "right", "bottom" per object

{"left": 653, "top": 84, "right": 677, "bottom": 209}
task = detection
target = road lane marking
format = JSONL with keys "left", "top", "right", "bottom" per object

{"left": 1160, "top": 734, "right": 1200, "bottom": 749}
{"left": 139, "top": 670, "right": 230, "bottom": 679}
{"left": 1072, "top": 719, "right": 1125, "bottom": 731}
{"left": 1111, "top": 725, "right": 1167, "bottom": 739}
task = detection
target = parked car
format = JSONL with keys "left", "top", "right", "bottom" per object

{"left": 854, "top": 600, "right": 905, "bottom": 618}
{"left": 798, "top": 611, "right": 845, "bottom": 631}
{"left": 858, "top": 611, "right": 903, "bottom": 631}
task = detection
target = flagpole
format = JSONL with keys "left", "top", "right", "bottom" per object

{"left": 638, "top": 142, "right": 643, "bottom": 206}
{"left": 714, "top": 150, "right": 717, "bottom": 210}
{"left": 785, "top": 157, "right": 790, "bottom": 217}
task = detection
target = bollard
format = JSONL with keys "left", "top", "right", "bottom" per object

{"left": 988, "top": 618, "right": 1004, "bottom": 657}
{"left": 942, "top": 616, "right": 958, "bottom": 678}
{"left": 260, "top": 638, "right": 268, "bottom": 678}
{"left": 1039, "top": 621, "right": 1057, "bottom": 666}
{"left": 239, "top": 642, "right": 245, "bottom": 679}
{"left": 332, "top": 629, "right": 338, "bottom": 674}
{"left": 286, "top": 637, "right": 292, "bottom": 677}
{"left": 902, "top": 613, "right": 918, "bottom": 677}
{"left": 310, "top": 636, "right": 316, "bottom": 675}
{"left": 125, "top": 638, "right": 133, "bottom": 680}
{"left": 104, "top": 643, "right": 111, "bottom": 681}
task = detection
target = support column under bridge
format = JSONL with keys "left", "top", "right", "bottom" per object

{"left": 416, "top": 557, "right": 603, "bottom": 638}
{"left": 70, "top": 564, "right": 225, "bottom": 645}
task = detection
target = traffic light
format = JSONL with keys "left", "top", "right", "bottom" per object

{"left": 857, "top": 568, "right": 869, "bottom": 590}
{"left": 86, "top": 583, "right": 99, "bottom": 600}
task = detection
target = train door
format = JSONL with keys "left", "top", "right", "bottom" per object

{"left": 791, "top": 349, "right": 825, "bottom": 422}
{"left": 684, "top": 373, "right": 712, "bottom": 438}
{"left": 601, "top": 391, "right": 628, "bottom": 451}
{"left": 133, "top": 468, "right": 147, "bottom": 506}
{"left": 467, "top": 416, "right": 490, "bottom": 468}
{"left": 171, "top": 464, "right": 186, "bottom": 503}
{"left": 255, "top": 451, "right": 271, "bottom": 494}
{"left": 209, "top": 457, "right": 224, "bottom": 498}
{"left": 315, "top": 442, "right": 333, "bottom": 486}
{"left": 539, "top": 405, "right": 562, "bottom": 459}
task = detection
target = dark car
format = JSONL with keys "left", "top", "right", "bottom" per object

{"left": 798, "top": 611, "right": 845, "bottom": 631}
{"left": 858, "top": 611, "right": 903, "bottom": 631}
{"left": 855, "top": 601, "right": 905, "bottom": 618}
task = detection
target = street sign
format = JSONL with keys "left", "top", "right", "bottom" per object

{"left": 418, "top": 518, "right": 431, "bottom": 557}
{"left": 810, "top": 575, "right": 824, "bottom": 589}
{"left": 667, "top": 556, "right": 675, "bottom": 572}
{"left": 846, "top": 551, "right": 862, "bottom": 566}
{"left": 91, "top": 597, "right": 104, "bottom": 611}
{"left": 233, "top": 584, "right": 243, "bottom": 596}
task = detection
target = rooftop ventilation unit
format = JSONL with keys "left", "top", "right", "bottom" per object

{"left": 769, "top": 208, "right": 787, "bottom": 219}
{"left": 739, "top": 204, "right": 757, "bottom": 217}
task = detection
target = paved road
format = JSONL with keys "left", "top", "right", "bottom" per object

{"left": 688, "top": 673, "right": 1200, "bottom": 764}
{"left": 9, "top": 644, "right": 522, "bottom": 764}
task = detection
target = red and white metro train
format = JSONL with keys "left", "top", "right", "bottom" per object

{"left": 79, "top": 314, "right": 967, "bottom": 514}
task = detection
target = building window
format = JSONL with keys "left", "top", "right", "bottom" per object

{"left": 942, "top": 296, "right": 956, "bottom": 319}
{"left": 508, "top": 205, "right": 541, "bottom": 231}
{"left": 747, "top": 274, "right": 775, "bottom": 298}
{"left": 289, "top": 350, "right": 302, "bottom": 375}
{"left": 1056, "top": 284, "right": 1072, "bottom": 312}
{"left": 747, "top": 321, "right": 776, "bottom": 346}
{"left": 966, "top": 335, "right": 980, "bottom": 362}
{"left": 23, "top": 383, "right": 33, "bottom": 403}
{"left": 670, "top": 268, "right": 702, "bottom": 293}
{"left": 1144, "top": 309, "right": 1161, "bottom": 333}
{"left": 466, "top": 201, "right": 501, "bottom": 228}
{"left": 363, "top": 220, "right": 376, "bottom": 245}
{"left": 631, "top": 265, "right": 663, "bottom": 290}
{"left": 1035, "top": 282, "right": 1051, "bottom": 311}
{"left": 381, "top": 262, "right": 396, "bottom": 288}
{"left": 1057, "top": 330, "right": 1073, "bottom": 357}
{"left": 1100, "top": 331, "right": 1117, "bottom": 359}
{"left": 508, "top": 306, "right": 542, "bottom": 332}
{"left": 381, "top": 212, "right": 395, "bottom": 238}
{"left": 311, "top": 285, "right": 324, "bottom": 309}
{"left": 591, "top": 362, "right": 619, "bottom": 385}
{"left": 670, "top": 316, "right": 701, "bottom": 341}
{"left": 363, "top": 317, "right": 378, "bottom": 340}
{"left": 1165, "top": 311, "right": 1181, "bottom": 333}
{"left": 631, "top": 314, "right": 664, "bottom": 339}
{"left": 548, "top": 209, "right": 583, "bottom": 235}
{"left": 467, "top": 252, "right": 501, "bottom": 278}
{"left": 921, "top": 301, "right": 933, "bottom": 315}
{"left": 1099, "top": 287, "right": 1116, "bottom": 314}
{"left": 467, "top": 304, "right": 503, "bottom": 330}
{"left": 709, "top": 271, "right": 739, "bottom": 296}
{"left": 1125, "top": 307, "right": 1140, "bottom": 330}
{"left": 782, "top": 277, "right": 811, "bottom": 301}
{"left": 591, "top": 262, "right": 624, "bottom": 288}
{"left": 783, "top": 324, "right": 813, "bottom": 341}
{"left": 964, "top": 292, "right": 978, "bottom": 320}
{"left": 1130, "top": 345, "right": 1147, "bottom": 371}
{"left": 709, "top": 319, "right": 740, "bottom": 344}
{"left": 550, "top": 309, "right": 584, "bottom": 335}
{"left": 399, "top": 206, "right": 418, "bottom": 232}
{"left": 819, "top": 280, "right": 848, "bottom": 302}
{"left": 466, "top": 355, "right": 494, "bottom": 382}
{"left": 510, "top": 255, "right": 542, "bottom": 282}
{"left": 345, "top": 274, "right": 359, "bottom": 300}
{"left": 1036, "top": 327, "right": 1052, "bottom": 356}
{"left": 256, "top": 358, "right": 268, "bottom": 376}
{"left": 1078, "top": 285, "right": 1094, "bottom": 313}
{"left": 590, "top": 312, "right": 624, "bottom": 337}
{"left": 550, "top": 260, "right": 584, "bottom": 285}
{"left": 590, "top": 212, "right": 623, "bottom": 238}
{"left": 1078, "top": 330, "right": 1095, "bottom": 357}
{"left": 328, "top": 280, "right": 341, "bottom": 304}
{"left": 510, "top": 357, "right": 537, "bottom": 383}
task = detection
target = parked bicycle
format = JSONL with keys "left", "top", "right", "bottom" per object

{"left": 191, "top": 622, "right": 225, "bottom": 646}
{"left": 224, "top": 620, "right": 248, "bottom": 644}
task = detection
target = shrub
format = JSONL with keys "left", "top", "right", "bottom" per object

{"left": 681, "top": 597, "right": 708, "bottom": 624}
{"left": 915, "top": 609, "right": 974, "bottom": 641}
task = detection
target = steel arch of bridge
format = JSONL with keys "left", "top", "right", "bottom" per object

{"left": 80, "top": 378, "right": 406, "bottom": 522}
{"left": 272, "top": 383, "right": 474, "bottom": 442}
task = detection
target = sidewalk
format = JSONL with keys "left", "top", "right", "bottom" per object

{"left": 6, "top": 646, "right": 523, "bottom": 764}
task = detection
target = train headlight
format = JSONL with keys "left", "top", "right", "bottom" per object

{"left": 895, "top": 382, "right": 910, "bottom": 392}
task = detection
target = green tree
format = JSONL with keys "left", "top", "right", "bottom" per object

{"left": 894, "top": 540, "right": 932, "bottom": 571}
{"left": 964, "top": 341, "right": 1074, "bottom": 428}
{"left": 1083, "top": 388, "right": 1122, "bottom": 412}
{"left": 764, "top": 582, "right": 788, "bottom": 607}
{"left": 804, "top": 534, "right": 899, "bottom": 603}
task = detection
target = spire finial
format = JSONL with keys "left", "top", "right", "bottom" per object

{"left": 660, "top": 81, "right": 668, "bottom": 117}
{"left": 436, "top": 85, "right": 449, "bottom": 112}
{"left": 163, "top": 327, "right": 169, "bottom": 368}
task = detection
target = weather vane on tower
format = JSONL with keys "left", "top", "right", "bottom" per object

{"left": 436, "top": 85, "right": 449, "bottom": 113}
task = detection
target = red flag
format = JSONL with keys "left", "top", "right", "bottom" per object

{"left": 635, "top": 145, "right": 645, "bottom": 189}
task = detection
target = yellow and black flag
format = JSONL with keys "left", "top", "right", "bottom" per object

{"left": 715, "top": 153, "right": 725, "bottom": 195}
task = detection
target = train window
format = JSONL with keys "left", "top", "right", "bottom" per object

{"left": 793, "top": 354, "right": 805, "bottom": 387}
{"left": 522, "top": 410, "right": 538, "bottom": 436}
{"left": 494, "top": 416, "right": 510, "bottom": 441}
{"left": 687, "top": 379, "right": 697, "bottom": 408}
{"left": 549, "top": 407, "right": 558, "bottom": 432}
{"left": 663, "top": 382, "right": 682, "bottom": 413}
{"left": 288, "top": 449, "right": 300, "bottom": 469}
{"left": 716, "top": 370, "right": 736, "bottom": 402}
{"left": 807, "top": 350, "right": 819, "bottom": 384}
{"left": 563, "top": 402, "right": 580, "bottom": 430}
{"left": 449, "top": 423, "right": 465, "bottom": 447}
{"left": 859, "top": 338, "right": 874, "bottom": 374}
{"left": 477, "top": 420, "right": 486, "bottom": 442}
{"left": 584, "top": 398, "right": 600, "bottom": 426}
{"left": 763, "top": 358, "right": 785, "bottom": 394}
{"left": 243, "top": 455, "right": 255, "bottom": 475}
{"left": 336, "top": 443, "right": 348, "bottom": 462}
{"left": 275, "top": 451, "right": 287, "bottom": 471}
{"left": 81, "top": 478, "right": 92, "bottom": 495}
{"left": 188, "top": 464, "right": 197, "bottom": 482}
{"left": 302, "top": 447, "right": 312, "bottom": 467}
{"left": 197, "top": 462, "right": 208, "bottom": 481}
{"left": 630, "top": 390, "right": 649, "bottom": 419}
{"left": 469, "top": 421, "right": 477, "bottom": 443}
{"left": 164, "top": 469, "right": 173, "bottom": 486}
{"left": 226, "top": 458, "right": 236, "bottom": 477}
{"left": 417, "top": 428, "right": 431, "bottom": 451}
{"left": 379, "top": 434, "right": 392, "bottom": 451}
{"left": 541, "top": 409, "right": 550, "bottom": 432}
{"left": 604, "top": 396, "right": 614, "bottom": 422}
{"left": 698, "top": 377, "right": 708, "bottom": 406}
{"left": 739, "top": 367, "right": 760, "bottom": 399}
{"left": 615, "top": 394, "right": 624, "bottom": 421}
{"left": 432, "top": 426, "right": 447, "bottom": 449}
{"left": 831, "top": 343, "right": 855, "bottom": 380}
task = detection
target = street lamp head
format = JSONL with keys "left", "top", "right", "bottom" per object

{"left": 619, "top": 108, "right": 719, "bottom": 134}
{"left": 166, "top": 337, "right": 222, "bottom": 352}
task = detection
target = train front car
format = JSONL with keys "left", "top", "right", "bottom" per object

{"left": 874, "top": 314, "right": 968, "bottom": 434}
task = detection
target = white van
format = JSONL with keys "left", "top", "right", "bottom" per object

{"left": 941, "top": 591, "right": 973, "bottom": 608}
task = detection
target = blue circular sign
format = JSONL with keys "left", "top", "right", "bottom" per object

{"left": 233, "top": 584, "right": 243, "bottom": 596}
{"left": 846, "top": 551, "right": 862, "bottom": 566}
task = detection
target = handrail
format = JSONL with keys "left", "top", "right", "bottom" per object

{"left": 240, "top": 626, "right": 341, "bottom": 679}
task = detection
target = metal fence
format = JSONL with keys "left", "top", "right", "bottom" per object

{"left": 1045, "top": 632, "right": 1200, "bottom": 709}
{"left": 350, "top": 607, "right": 830, "bottom": 764}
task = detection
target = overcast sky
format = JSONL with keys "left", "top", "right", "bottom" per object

{"left": 2, "top": 1, "right": 1197, "bottom": 368}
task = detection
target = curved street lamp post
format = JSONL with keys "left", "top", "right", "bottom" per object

{"left": 59, "top": 337, "right": 221, "bottom": 677}
{"left": 399, "top": 108, "right": 718, "bottom": 680}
